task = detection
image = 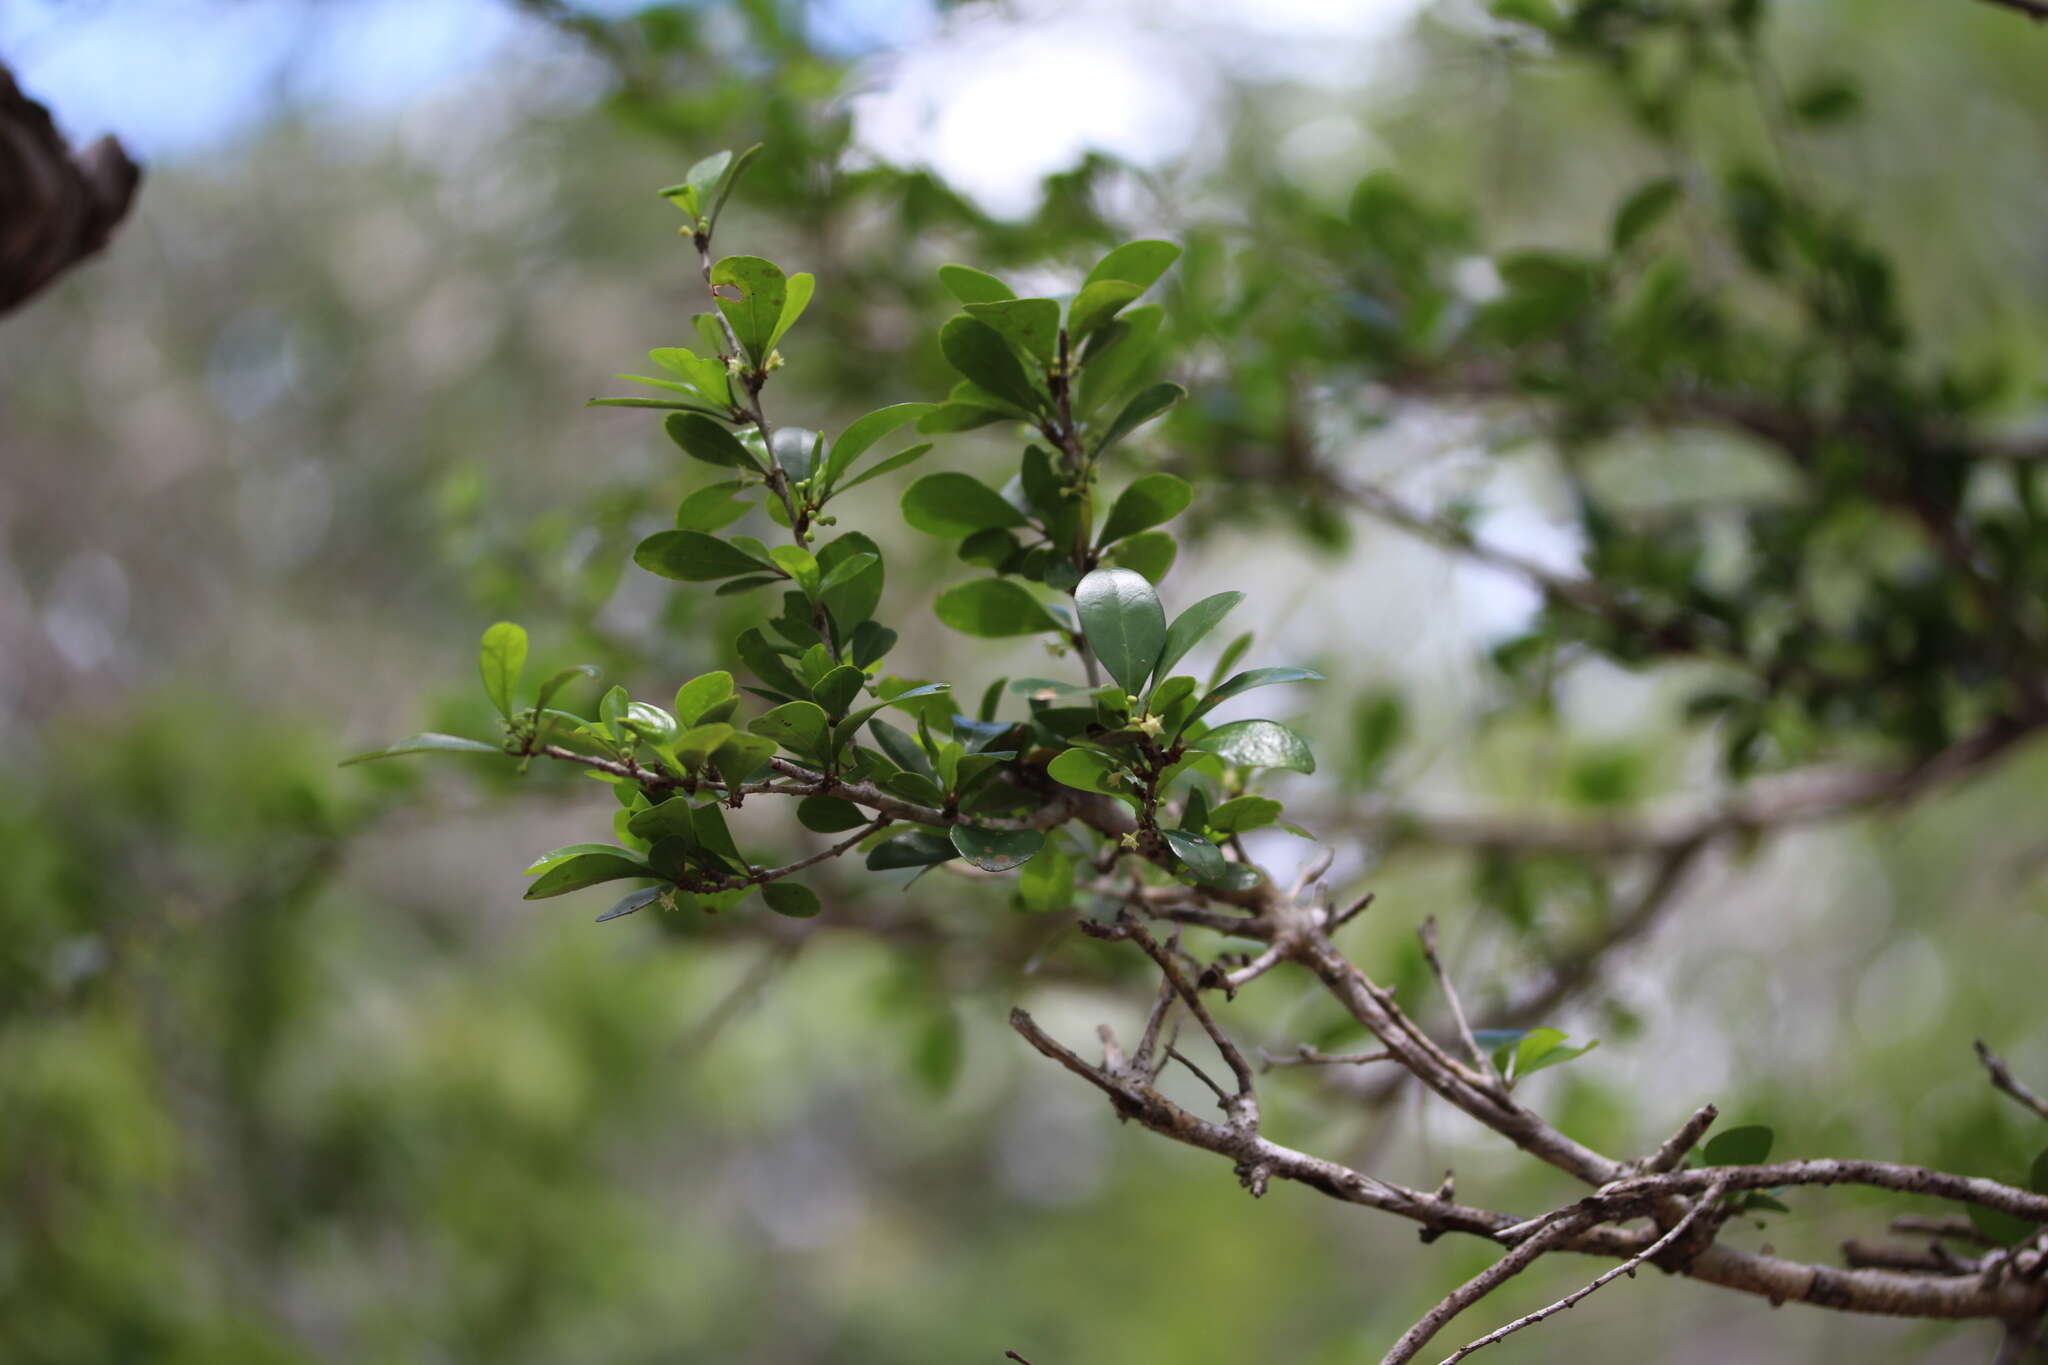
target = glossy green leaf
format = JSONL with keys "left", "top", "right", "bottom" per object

{"left": 748, "top": 700, "right": 829, "bottom": 757}
{"left": 901, "top": 471, "right": 1028, "bottom": 539}
{"left": 1163, "top": 829, "right": 1228, "bottom": 884}
{"left": 672, "top": 671, "right": 734, "bottom": 726}
{"left": 1091, "top": 382, "right": 1185, "bottom": 458}
{"left": 939, "top": 315, "right": 1043, "bottom": 414}
{"left": 866, "top": 832, "right": 957, "bottom": 871}
{"left": 524, "top": 851, "right": 657, "bottom": 900}
{"left": 1076, "top": 568, "right": 1166, "bottom": 695}
{"left": 340, "top": 733, "right": 502, "bottom": 766}
{"left": 762, "top": 881, "right": 822, "bottom": 918}
{"left": 950, "top": 825, "right": 1045, "bottom": 873}
{"left": 1153, "top": 592, "right": 1244, "bottom": 685}
{"left": 711, "top": 732, "right": 776, "bottom": 789}
{"left": 636, "top": 530, "right": 776, "bottom": 581}
{"left": 1191, "top": 719, "right": 1315, "bottom": 773}
{"left": 769, "top": 545, "right": 820, "bottom": 595}
{"left": 934, "top": 579, "right": 1064, "bottom": 637}
{"left": 676, "top": 480, "right": 752, "bottom": 532}
{"left": 1097, "top": 473, "right": 1193, "bottom": 547}
{"left": 478, "top": 621, "right": 526, "bottom": 719}
{"left": 816, "top": 532, "right": 885, "bottom": 630}
{"left": 797, "top": 795, "right": 868, "bottom": 832}
{"left": 1103, "top": 531, "right": 1176, "bottom": 585}
{"left": 665, "top": 412, "right": 760, "bottom": 471}
{"left": 812, "top": 664, "right": 866, "bottom": 717}
{"left": 710, "top": 255, "right": 787, "bottom": 366}
{"left": 1206, "top": 796, "right": 1283, "bottom": 835}
{"left": 822, "top": 403, "right": 933, "bottom": 489}
{"left": 964, "top": 297, "right": 1060, "bottom": 365}
{"left": 1085, "top": 240, "right": 1182, "bottom": 291}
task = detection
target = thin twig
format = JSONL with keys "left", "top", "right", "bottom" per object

{"left": 1380, "top": 1211, "right": 1599, "bottom": 1365}
{"left": 1420, "top": 916, "right": 1497, "bottom": 1087}
{"left": 1435, "top": 1179, "right": 1728, "bottom": 1364}
{"left": 1977, "top": 1041, "right": 2048, "bottom": 1123}
{"left": 1642, "top": 1104, "right": 1719, "bottom": 1174}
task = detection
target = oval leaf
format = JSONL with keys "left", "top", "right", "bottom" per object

{"left": 1075, "top": 568, "right": 1166, "bottom": 695}
{"left": 934, "top": 579, "right": 1064, "bottom": 638}
{"left": 1191, "top": 719, "right": 1315, "bottom": 774}
{"left": 950, "top": 825, "right": 1045, "bottom": 873}
{"left": 901, "top": 471, "right": 1029, "bottom": 539}
{"left": 761, "top": 881, "right": 823, "bottom": 918}
{"left": 1097, "top": 473, "right": 1193, "bottom": 547}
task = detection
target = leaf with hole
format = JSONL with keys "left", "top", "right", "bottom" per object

{"left": 710, "top": 255, "right": 788, "bottom": 367}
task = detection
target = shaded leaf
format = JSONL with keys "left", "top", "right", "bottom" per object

{"left": 934, "top": 579, "right": 1064, "bottom": 637}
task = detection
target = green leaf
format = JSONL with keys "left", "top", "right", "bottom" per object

{"left": 901, "top": 471, "right": 1029, "bottom": 539}
{"left": 950, "top": 825, "right": 1045, "bottom": 873}
{"left": 812, "top": 664, "right": 866, "bottom": 717}
{"left": 1154, "top": 592, "right": 1244, "bottom": 684}
{"left": 1091, "top": 382, "right": 1185, "bottom": 458}
{"left": 769, "top": 544, "right": 821, "bottom": 595}
{"left": 648, "top": 345, "right": 734, "bottom": 409}
{"left": 711, "top": 732, "right": 776, "bottom": 789}
{"left": 525, "top": 843, "right": 629, "bottom": 875}
{"left": 525, "top": 851, "right": 658, "bottom": 899}
{"left": 762, "top": 881, "right": 822, "bottom": 918}
{"left": 670, "top": 722, "right": 735, "bottom": 770}
{"left": 672, "top": 672, "right": 734, "bottom": 726}
{"left": 1067, "top": 279, "right": 1142, "bottom": 341}
{"left": 1017, "top": 841, "right": 1075, "bottom": 912}
{"left": 2030, "top": 1145, "right": 2048, "bottom": 1197}
{"left": 703, "top": 143, "right": 761, "bottom": 233}
{"left": 676, "top": 480, "right": 752, "bottom": 532}
{"left": 816, "top": 532, "right": 885, "bottom": 631}
{"left": 1206, "top": 796, "right": 1282, "bottom": 835}
{"left": 866, "top": 832, "right": 957, "bottom": 871}
{"left": 533, "top": 664, "right": 600, "bottom": 713}
{"left": 822, "top": 403, "right": 933, "bottom": 490}
{"left": 1046, "top": 747, "right": 1122, "bottom": 795}
{"left": 1103, "top": 531, "right": 1176, "bottom": 585}
{"left": 636, "top": 530, "right": 777, "bottom": 582}
{"left": 797, "top": 795, "right": 868, "bottom": 832}
{"left": 1703, "top": 1125, "right": 1775, "bottom": 1167}
{"left": 939, "top": 315, "right": 1043, "bottom": 414}
{"left": 340, "top": 733, "right": 502, "bottom": 766}
{"left": 1085, "top": 240, "right": 1182, "bottom": 291}
{"left": 934, "top": 579, "right": 1064, "bottom": 637}
{"left": 1187, "top": 667, "right": 1324, "bottom": 725}
{"left": 478, "top": 621, "right": 527, "bottom": 719}
{"left": 964, "top": 297, "right": 1061, "bottom": 365}
{"left": 665, "top": 412, "right": 761, "bottom": 471}
{"left": 1191, "top": 719, "right": 1315, "bottom": 774}
{"left": 916, "top": 403, "right": 1010, "bottom": 435}
{"left": 1076, "top": 568, "right": 1166, "bottom": 695}
{"left": 587, "top": 396, "right": 728, "bottom": 414}
{"left": 690, "top": 801, "right": 745, "bottom": 869}
{"left": 768, "top": 271, "right": 814, "bottom": 351}
{"left": 1613, "top": 177, "right": 1683, "bottom": 252}
{"left": 1353, "top": 690, "right": 1407, "bottom": 784}
{"left": 710, "top": 255, "right": 788, "bottom": 367}
{"left": 937, "top": 264, "right": 1015, "bottom": 304}
{"left": 1163, "top": 829, "right": 1228, "bottom": 883}
{"left": 595, "top": 886, "right": 664, "bottom": 923}
{"left": 1097, "top": 473, "right": 1192, "bottom": 548}
{"left": 1511, "top": 1030, "right": 1599, "bottom": 1079}
{"left": 748, "top": 701, "right": 830, "bottom": 758}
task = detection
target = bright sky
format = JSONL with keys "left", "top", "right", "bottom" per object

{"left": 2, "top": 0, "right": 1422, "bottom": 218}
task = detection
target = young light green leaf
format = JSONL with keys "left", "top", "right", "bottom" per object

{"left": 769, "top": 545, "right": 821, "bottom": 595}
{"left": 1085, "top": 240, "right": 1182, "bottom": 291}
{"left": 703, "top": 143, "right": 762, "bottom": 234}
{"left": 1046, "top": 747, "right": 1122, "bottom": 795}
{"left": 901, "top": 471, "right": 1029, "bottom": 539}
{"left": 768, "top": 272, "right": 814, "bottom": 351}
{"left": 676, "top": 480, "right": 752, "bottom": 532}
{"left": 937, "top": 264, "right": 1016, "bottom": 304}
{"left": 479, "top": 621, "right": 527, "bottom": 719}
{"left": 762, "top": 881, "right": 822, "bottom": 918}
{"left": 950, "top": 825, "right": 1045, "bottom": 873}
{"left": 711, "top": 732, "right": 776, "bottom": 789}
{"left": 533, "top": 664, "right": 599, "bottom": 714}
{"left": 1075, "top": 568, "right": 1166, "bottom": 695}
{"left": 1153, "top": 592, "right": 1244, "bottom": 684}
{"left": 673, "top": 671, "right": 734, "bottom": 726}
{"left": 1097, "top": 472, "right": 1193, "bottom": 547}
{"left": 934, "top": 579, "right": 1064, "bottom": 637}
{"left": 1190, "top": 719, "right": 1315, "bottom": 773}
{"left": 835, "top": 442, "right": 936, "bottom": 494}
{"left": 1067, "top": 279, "right": 1142, "bottom": 341}
{"left": 710, "top": 255, "right": 788, "bottom": 367}
{"left": 340, "top": 733, "right": 502, "bottom": 766}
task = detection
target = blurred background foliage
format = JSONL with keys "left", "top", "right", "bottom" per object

{"left": 4, "top": 0, "right": 2048, "bottom": 1360}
